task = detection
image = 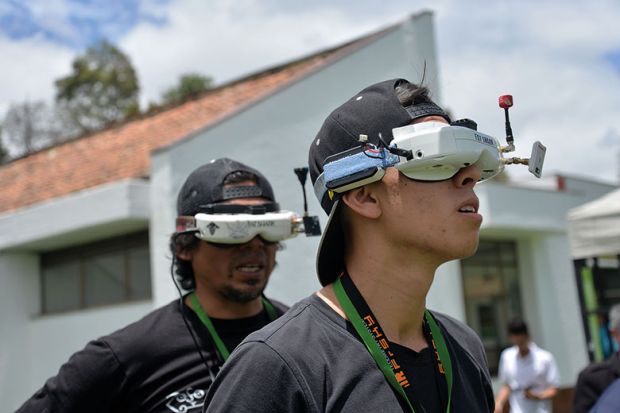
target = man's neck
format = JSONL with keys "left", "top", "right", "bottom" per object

{"left": 188, "top": 287, "right": 263, "bottom": 319}
{"left": 518, "top": 344, "right": 531, "bottom": 357}
{"left": 319, "top": 243, "right": 440, "bottom": 352}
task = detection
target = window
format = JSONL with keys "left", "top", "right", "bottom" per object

{"left": 460, "top": 240, "right": 522, "bottom": 375}
{"left": 41, "top": 231, "right": 151, "bottom": 314}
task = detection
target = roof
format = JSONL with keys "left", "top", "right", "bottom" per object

{"left": 0, "top": 20, "right": 400, "bottom": 215}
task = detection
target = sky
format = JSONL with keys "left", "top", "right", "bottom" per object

{"left": 1, "top": 0, "right": 619, "bottom": 184}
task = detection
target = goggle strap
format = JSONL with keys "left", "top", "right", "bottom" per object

{"left": 176, "top": 216, "right": 197, "bottom": 232}
{"left": 197, "top": 202, "right": 280, "bottom": 215}
{"left": 404, "top": 102, "right": 451, "bottom": 123}
{"left": 221, "top": 185, "right": 263, "bottom": 200}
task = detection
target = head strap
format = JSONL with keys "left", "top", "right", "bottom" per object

{"left": 197, "top": 202, "right": 280, "bottom": 215}
{"left": 404, "top": 102, "right": 450, "bottom": 123}
{"left": 222, "top": 185, "right": 263, "bottom": 200}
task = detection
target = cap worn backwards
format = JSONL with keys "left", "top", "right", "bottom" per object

{"left": 307, "top": 78, "right": 449, "bottom": 286}
{"left": 177, "top": 158, "right": 276, "bottom": 217}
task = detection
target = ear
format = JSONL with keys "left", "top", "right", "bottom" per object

{"left": 176, "top": 248, "right": 193, "bottom": 261}
{"left": 341, "top": 186, "right": 382, "bottom": 219}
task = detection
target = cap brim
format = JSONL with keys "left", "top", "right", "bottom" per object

{"left": 316, "top": 198, "right": 345, "bottom": 286}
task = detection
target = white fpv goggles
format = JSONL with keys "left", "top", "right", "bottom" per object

{"left": 316, "top": 120, "right": 546, "bottom": 198}
{"left": 176, "top": 203, "right": 309, "bottom": 245}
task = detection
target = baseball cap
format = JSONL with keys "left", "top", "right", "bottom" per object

{"left": 308, "top": 78, "right": 450, "bottom": 286}
{"left": 177, "top": 158, "right": 276, "bottom": 217}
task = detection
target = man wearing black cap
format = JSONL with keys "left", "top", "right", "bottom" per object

{"left": 206, "top": 80, "right": 495, "bottom": 412}
{"left": 17, "top": 158, "right": 288, "bottom": 413}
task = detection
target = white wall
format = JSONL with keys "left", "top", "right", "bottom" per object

{"left": 0, "top": 179, "right": 156, "bottom": 410}
{"left": 427, "top": 260, "right": 466, "bottom": 321}
{"left": 0, "top": 252, "right": 39, "bottom": 411}
{"left": 0, "top": 249, "right": 153, "bottom": 410}
{"left": 0, "top": 179, "right": 150, "bottom": 252}
{"left": 527, "top": 234, "right": 588, "bottom": 387}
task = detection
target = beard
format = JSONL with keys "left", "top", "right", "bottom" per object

{"left": 217, "top": 281, "right": 266, "bottom": 303}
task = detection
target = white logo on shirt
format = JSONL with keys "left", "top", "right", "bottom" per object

{"left": 165, "top": 387, "right": 206, "bottom": 412}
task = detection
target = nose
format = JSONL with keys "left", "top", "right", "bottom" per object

{"left": 452, "top": 165, "right": 481, "bottom": 188}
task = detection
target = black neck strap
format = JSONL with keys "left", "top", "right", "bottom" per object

{"left": 333, "top": 272, "right": 453, "bottom": 413}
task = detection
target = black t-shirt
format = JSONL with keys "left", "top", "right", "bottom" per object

{"left": 205, "top": 294, "right": 494, "bottom": 412}
{"left": 16, "top": 297, "right": 287, "bottom": 413}
{"left": 391, "top": 343, "right": 447, "bottom": 413}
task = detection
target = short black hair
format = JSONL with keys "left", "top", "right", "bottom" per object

{"left": 507, "top": 317, "right": 529, "bottom": 336}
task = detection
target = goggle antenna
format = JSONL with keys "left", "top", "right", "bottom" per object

{"left": 499, "top": 95, "right": 515, "bottom": 151}
{"left": 293, "top": 167, "right": 322, "bottom": 236}
{"left": 498, "top": 94, "right": 547, "bottom": 178}
{"left": 293, "top": 167, "right": 309, "bottom": 215}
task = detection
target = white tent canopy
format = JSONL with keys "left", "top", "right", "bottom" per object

{"left": 567, "top": 188, "right": 620, "bottom": 259}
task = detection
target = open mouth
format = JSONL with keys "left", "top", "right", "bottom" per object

{"left": 235, "top": 264, "right": 264, "bottom": 274}
{"left": 458, "top": 206, "right": 477, "bottom": 213}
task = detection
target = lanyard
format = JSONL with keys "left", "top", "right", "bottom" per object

{"left": 333, "top": 273, "right": 453, "bottom": 413}
{"left": 188, "top": 292, "right": 278, "bottom": 361}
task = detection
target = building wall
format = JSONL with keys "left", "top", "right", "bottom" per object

{"left": 0, "top": 180, "right": 154, "bottom": 410}
{"left": 0, "top": 252, "right": 38, "bottom": 411}
{"left": 472, "top": 179, "right": 617, "bottom": 387}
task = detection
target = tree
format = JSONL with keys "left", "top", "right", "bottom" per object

{"left": 0, "top": 100, "right": 64, "bottom": 157}
{"left": 161, "top": 73, "right": 213, "bottom": 106}
{"left": 55, "top": 40, "right": 139, "bottom": 134}
{"left": 0, "top": 135, "right": 9, "bottom": 164}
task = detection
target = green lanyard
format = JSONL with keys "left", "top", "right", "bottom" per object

{"left": 188, "top": 292, "right": 278, "bottom": 361}
{"left": 333, "top": 277, "right": 453, "bottom": 413}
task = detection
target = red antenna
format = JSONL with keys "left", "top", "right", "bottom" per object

{"left": 499, "top": 94, "right": 514, "bottom": 146}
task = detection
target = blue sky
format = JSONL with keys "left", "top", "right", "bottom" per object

{"left": 0, "top": 0, "right": 619, "bottom": 183}
{"left": 0, "top": 0, "right": 167, "bottom": 48}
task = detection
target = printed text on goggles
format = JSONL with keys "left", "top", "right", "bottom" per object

{"left": 176, "top": 202, "right": 305, "bottom": 244}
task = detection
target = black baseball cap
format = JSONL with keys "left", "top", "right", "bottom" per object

{"left": 308, "top": 78, "right": 450, "bottom": 286}
{"left": 177, "top": 158, "right": 276, "bottom": 217}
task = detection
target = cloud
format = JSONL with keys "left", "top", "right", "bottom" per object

{"left": 434, "top": 0, "right": 620, "bottom": 183}
{"left": 0, "top": 34, "right": 73, "bottom": 115}
{"left": 121, "top": 0, "right": 404, "bottom": 105}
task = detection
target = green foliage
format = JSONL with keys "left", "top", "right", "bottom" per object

{"left": 161, "top": 73, "right": 213, "bottom": 106}
{"left": 55, "top": 40, "right": 139, "bottom": 134}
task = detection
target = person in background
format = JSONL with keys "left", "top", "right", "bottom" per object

{"left": 574, "top": 303, "right": 620, "bottom": 413}
{"left": 16, "top": 158, "right": 289, "bottom": 413}
{"left": 494, "top": 318, "right": 559, "bottom": 413}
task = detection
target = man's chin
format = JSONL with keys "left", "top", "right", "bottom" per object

{"left": 218, "top": 284, "right": 265, "bottom": 303}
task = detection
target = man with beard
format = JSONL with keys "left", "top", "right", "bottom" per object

{"left": 17, "top": 158, "right": 288, "bottom": 413}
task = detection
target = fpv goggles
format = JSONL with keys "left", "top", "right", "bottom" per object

{"left": 316, "top": 95, "right": 546, "bottom": 198}
{"left": 176, "top": 202, "right": 321, "bottom": 245}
